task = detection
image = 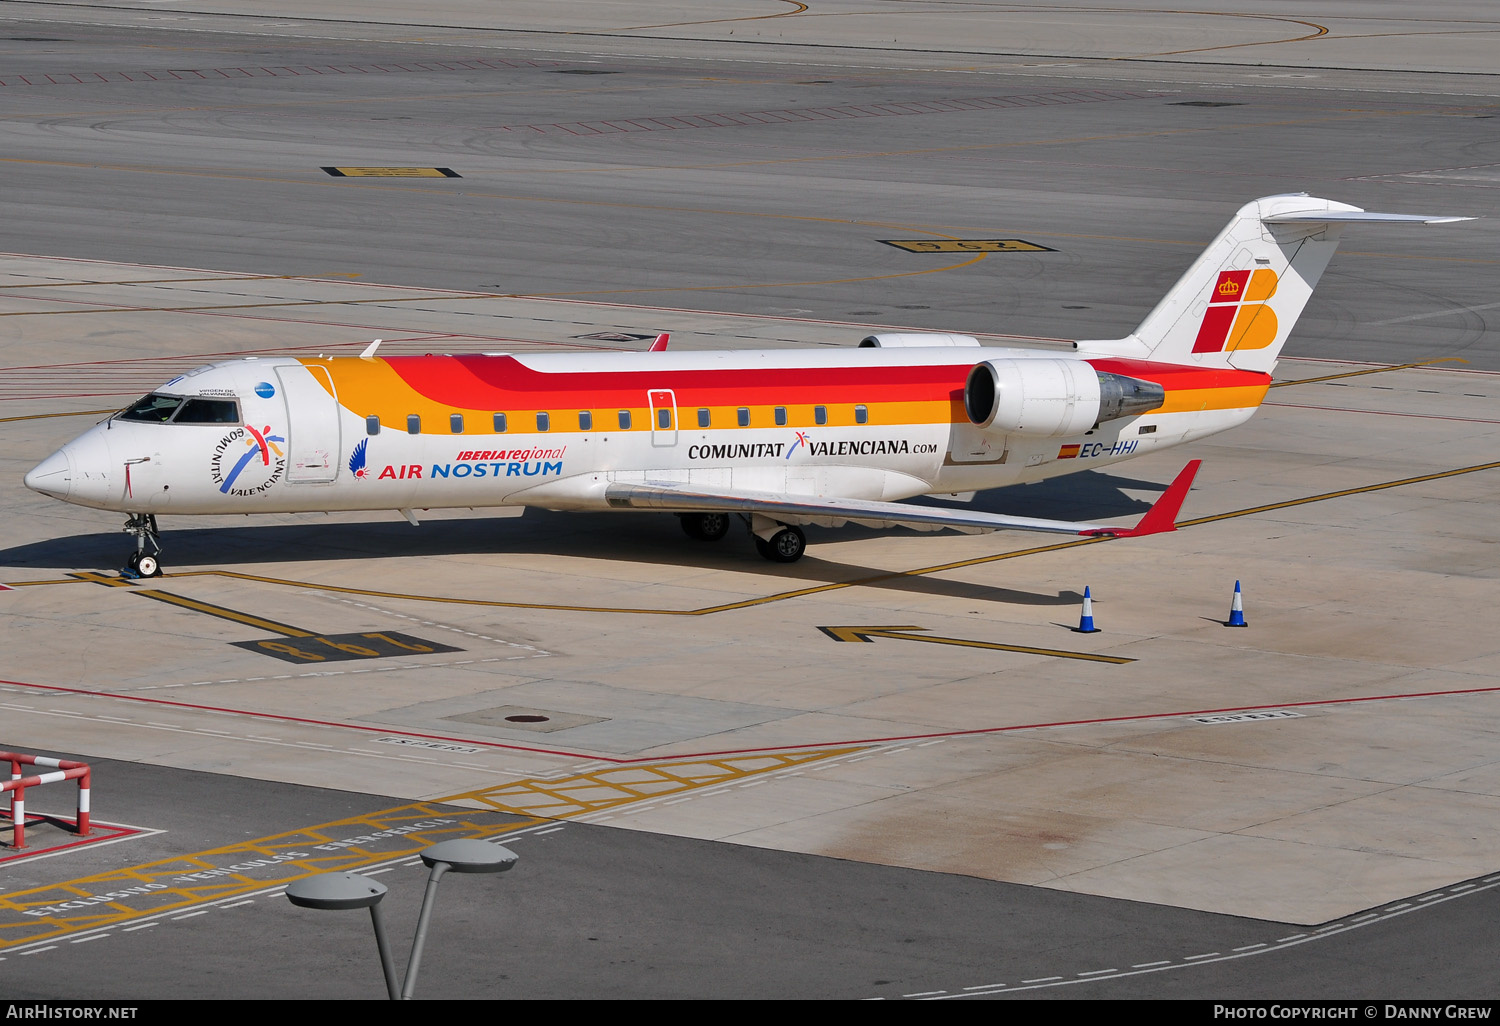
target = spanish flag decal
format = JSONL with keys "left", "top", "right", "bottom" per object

{"left": 1058, "top": 444, "right": 1081, "bottom": 459}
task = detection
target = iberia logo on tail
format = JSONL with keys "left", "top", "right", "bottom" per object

{"left": 1192, "top": 269, "right": 1279, "bottom": 354}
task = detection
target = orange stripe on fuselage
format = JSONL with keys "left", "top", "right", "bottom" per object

{"left": 1088, "top": 358, "right": 1271, "bottom": 414}
{"left": 304, "top": 354, "right": 1269, "bottom": 435}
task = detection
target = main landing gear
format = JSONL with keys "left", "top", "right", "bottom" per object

{"left": 121, "top": 513, "right": 163, "bottom": 578}
{"left": 677, "top": 512, "right": 731, "bottom": 542}
{"left": 675, "top": 512, "right": 808, "bottom": 563}
{"left": 753, "top": 525, "right": 806, "bottom": 564}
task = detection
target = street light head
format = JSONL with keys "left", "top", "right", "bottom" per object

{"left": 420, "top": 839, "right": 519, "bottom": 875}
{"left": 285, "top": 872, "right": 389, "bottom": 910}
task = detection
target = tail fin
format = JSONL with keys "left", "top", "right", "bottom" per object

{"left": 1083, "top": 194, "right": 1470, "bottom": 373}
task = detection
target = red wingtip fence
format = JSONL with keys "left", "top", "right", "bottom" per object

{"left": 2, "top": 751, "right": 91, "bottom": 850}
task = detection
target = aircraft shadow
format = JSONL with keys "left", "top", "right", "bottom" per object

{"left": 3, "top": 471, "right": 1161, "bottom": 610}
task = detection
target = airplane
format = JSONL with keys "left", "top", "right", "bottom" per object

{"left": 24, "top": 194, "right": 1469, "bottom": 577}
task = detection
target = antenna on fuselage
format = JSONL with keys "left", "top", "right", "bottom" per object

{"left": 360, "top": 338, "right": 384, "bottom": 359}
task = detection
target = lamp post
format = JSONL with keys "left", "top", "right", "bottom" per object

{"left": 284, "top": 839, "right": 518, "bottom": 1000}
{"left": 284, "top": 871, "right": 401, "bottom": 1000}
{"left": 403, "top": 839, "right": 519, "bottom": 1000}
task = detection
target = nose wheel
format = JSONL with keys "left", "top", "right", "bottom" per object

{"left": 121, "top": 513, "right": 163, "bottom": 578}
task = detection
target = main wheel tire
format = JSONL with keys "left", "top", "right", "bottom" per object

{"left": 135, "top": 554, "right": 162, "bottom": 578}
{"left": 759, "top": 526, "right": 806, "bottom": 563}
{"left": 679, "top": 512, "right": 730, "bottom": 541}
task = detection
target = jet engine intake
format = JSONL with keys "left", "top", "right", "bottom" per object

{"left": 963, "top": 359, "right": 1164, "bottom": 436}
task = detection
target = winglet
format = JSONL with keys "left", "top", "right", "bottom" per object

{"left": 649, "top": 333, "right": 670, "bottom": 352}
{"left": 360, "top": 338, "right": 383, "bottom": 359}
{"left": 1081, "top": 460, "right": 1200, "bottom": 538}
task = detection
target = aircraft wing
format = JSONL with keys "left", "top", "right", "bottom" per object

{"left": 606, "top": 460, "right": 1200, "bottom": 538}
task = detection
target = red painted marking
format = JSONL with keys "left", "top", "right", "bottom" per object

{"left": 0, "top": 821, "right": 140, "bottom": 864}
{"left": 4, "top": 677, "right": 1498, "bottom": 767}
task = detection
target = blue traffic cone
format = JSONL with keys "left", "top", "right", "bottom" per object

{"left": 1074, "top": 586, "right": 1101, "bottom": 633}
{"left": 1225, "top": 580, "right": 1247, "bottom": 627}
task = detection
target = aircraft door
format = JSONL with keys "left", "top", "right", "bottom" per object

{"left": 275, "top": 364, "right": 342, "bottom": 483}
{"left": 648, "top": 389, "right": 678, "bottom": 447}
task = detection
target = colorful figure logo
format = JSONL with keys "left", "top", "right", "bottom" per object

{"left": 210, "top": 425, "right": 286, "bottom": 496}
{"left": 1192, "top": 268, "right": 1279, "bottom": 354}
{"left": 787, "top": 430, "right": 809, "bottom": 458}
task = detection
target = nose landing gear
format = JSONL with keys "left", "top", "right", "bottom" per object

{"left": 121, "top": 513, "right": 163, "bottom": 578}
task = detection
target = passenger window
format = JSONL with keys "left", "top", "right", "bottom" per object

{"left": 737, "top": 407, "right": 750, "bottom": 427}
{"left": 366, "top": 415, "right": 381, "bottom": 435}
{"left": 657, "top": 408, "right": 672, "bottom": 429}
{"left": 117, "top": 393, "right": 184, "bottom": 423}
{"left": 579, "top": 411, "right": 592, "bottom": 431}
{"left": 537, "top": 412, "right": 550, "bottom": 432}
{"left": 618, "top": 410, "right": 631, "bottom": 430}
{"left": 697, "top": 408, "right": 710, "bottom": 428}
{"left": 173, "top": 398, "right": 240, "bottom": 424}
{"left": 493, "top": 413, "right": 507, "bottom": 432}
{"left": 774, "top": 406, "right": 787, "bottom": 427}
{"left": 407, "top": 415, "right": 421, "bottom": 435}
{"left": 855, "top": 405, "right": 868, "bottom": 425}
{"left": 450, "top": 413, "right": 464, "bottom": 434}
{"left": 814, "top": 405, "right": 827, "bottom": 426}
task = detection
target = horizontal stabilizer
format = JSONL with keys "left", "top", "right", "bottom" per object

{"left": 1262, "top": 211, "right": 1472, "bottom": 225}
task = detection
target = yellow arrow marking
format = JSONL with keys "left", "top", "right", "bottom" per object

{"left": 817, "top": 626, "right": 1134, "bottom": 664}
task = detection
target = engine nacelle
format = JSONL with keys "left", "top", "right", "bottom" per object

{"left": 859, "top": 333, "right": 981, "bottom": 348}
{"left": 963, "top": 359, "right": 1164, "bottom": 437}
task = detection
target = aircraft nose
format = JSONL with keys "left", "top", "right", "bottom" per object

{"left": 24, "top": 447, "right": 71, "bottom": 499}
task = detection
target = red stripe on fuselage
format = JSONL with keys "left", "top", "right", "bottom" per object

{"left": 384, "top": 355, "right": 970, "bottom": 409}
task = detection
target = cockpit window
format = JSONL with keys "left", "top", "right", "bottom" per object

{"left": 117, "top": 393, "right": 185, "bottom": 423}
{"left": 173, "top": 397, "right": 240, "bottom": 424}
{"left": 116, "top": 393, "right": 241, "bottom": 424}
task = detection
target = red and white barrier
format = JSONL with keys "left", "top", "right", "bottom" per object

{"left": 2, "top": 751, "right": 91, "bottom": 849}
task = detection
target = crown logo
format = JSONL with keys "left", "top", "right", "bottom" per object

{"left": 1217, "top": 280, "right": 1241, "bottom": 297}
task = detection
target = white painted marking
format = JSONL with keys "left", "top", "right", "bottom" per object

{"left": 1021, "top": 976, "right": 1062, "bottom": 983}
{"left": 122, "top": 923, "right": 157, "bottom": 932}
{"left": 172, "top": 910, "right": 210, "bottom": 920}
{"left": 1232, "top": 944, "right": 1266, "bottom": 952}
{"left": 963, "top": 984, "right": 1005, "bottom": 991}
{"left": 1370, "top": 300, "right": 1500, "bottom": 326}
{"left": 1077, "top": 968, "right": 1116, "bottom": 976}
{"left": 69, "top": 934, "right": 108, "bottom": 944}
{"left": 21, "top": 946, "right": 57, "bottom": 955}
{"left": 1131, "top": 960, "right": 1171, "bottom": 968}
{"left": 1277, "top": 934, "right": 1307, "bottom": 942}
{"left": 904, "top": 990, "right": 947, "bottom": 997}
{"left": 1184, "top": 952, "right": 1220, "bottom": 960}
